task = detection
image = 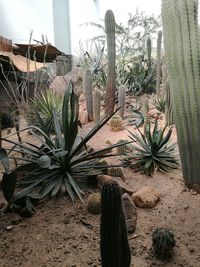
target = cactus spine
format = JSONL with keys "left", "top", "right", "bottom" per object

{"left": 104, "top": 10, "right": 116, "bottom": 116}
{"left": 162, "top": 0, "right": 200, "bottom": 190}
{"left": 93, "top": 88, "right": 101, "bottom": 123}
{"left": 100, "top": 181, "right": 131, "bottom": 267}
{"left": 118, "top": 85, "right": 126, "bottom": 118}
{"left": 83, "top": 68, "right": 93, "bottom": 121}
{"left": 156, "top": 30, "right": 162, "bottom": 97}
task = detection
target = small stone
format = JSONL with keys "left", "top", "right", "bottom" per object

{"left": 6, "top": 225, "right": 13, "bottom": 231}
{"left": 132, "top": 186, "right": 160, "bottom": 208}
{"left": 122, "top": 193, "right": 137, "bottom": 233}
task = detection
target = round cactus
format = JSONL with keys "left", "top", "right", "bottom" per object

{"left": 107, "top": 167, "right": 124, "bottom": 179}
{"left": 37, "top": 155, "right": 51, "bottom": 168}
{"left": 87, "top": 192, "right": 101, "bottom": 215}
{"left": 152, "top": 228, "right": 175, "bottom": 259}
{"left": 109, "top": 115, "right": 123, "bottom": 131}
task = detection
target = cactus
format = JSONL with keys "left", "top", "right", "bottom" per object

{"left": 156, "top": 30, "right": 162, "bottom": 97}
{"left": 93, "top": 88, "right": 101, "bottom": 123}
{"left": 86, "top": 192, "right": 101, "bottom": 214}
{"left": 105, "top": 139, "right": 112, "bottom": 146}
{"left": 116, "top": 139, "right": 133, "bottom": 155}
{"left": 107, "top": 167, "right": 124, "bottom": 179}
{"left": 165, "top": 79, "right": 173, "bottom": 126}
{"left": 162, "top": 0, "right": 200, "bottom": 190}
{"left": 146, "top": 37, "right": 152, "bottom": 67}
{"left": 152, "top": 228, "right": 175, "bottom": 259}
{"left": 83, "top": 68, "right": 93, "bottom": 121}
{"left": 109, "top": 115, "right": 123, "bottom": 131}
{"left": 100, "top": 181, "right": 131, "bottom": 267}
{"left": 104, "top": 10, "right": 116, "bottom": 116}
{"left": 118, "top": 85, "right": 126, "bottom": 118}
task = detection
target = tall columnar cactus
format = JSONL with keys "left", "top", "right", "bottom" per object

{"left": 104, "top": 10, "right": 116, "bottom": 116}
{"left": 162, "top": 0, "right": 200, "bottom": 190}
{"left": 156, "top": 30, "right": 162, "bottom": 97}
{"left": 83, "top": 68, "right": 93, "bottom": 121}
{"left": 146, "top": 37, "right": 152, "bottom": 67}
{"left": 118, "top": 85, "right": 126, "bottom": 118}
{"left": 164, "top": 79, "right": 174, "bottom": 126}
{"left": 100, "top": 181, "right": 131, "bottom": 267}
{"left": 93, "top": 88, "right": 101, "bottom": 123}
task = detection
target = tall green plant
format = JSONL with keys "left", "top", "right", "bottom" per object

{"left": 104, "top": 10, "right": 116, "bottom": 116}
{"left": 162, "top": 0, "right": 200, "bottom": 190}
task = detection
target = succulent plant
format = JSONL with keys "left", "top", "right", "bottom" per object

{"left": 104, "top": 10, "right": 117, "bottom": 116}
{"left": 83, "top": 68, "right": 93, "bottom": 121}
{"left": 0, "top": 111, "right": 15, "bottom": 129}
{"left": 153, "top": 96, "right": 165, "bottom": 113}
{"left": 162, "top": 0, "right": 200, "bottom": 190}
{"left": 100, "top": 181, "right": 131, "bottom": 267}
{"left": 93, "top": 88, "right": 101, "bottom": 123}
{"left": 87, "top": 192, "right": 101, "bottom": 214}
{"left": 127, "top": 110, "right": 145, "bottom": 128}
{"left": 152, "top": 228, "right": 175, "bottom": 259}
{"left": 116, "top": 139, "right": 132, "bottom": 155}
{"left": 107, "top": 167, "right": 124, "bottom": 179}
{"left": 165, "top": 79, "right": 173, "bottom": 126}
{"left": 146, "top": 37, "right": 152, "bottom": 67}
{"left": 109, "top": 115, "right": 123, "bottom": 131}
{"left": 118, "top": 85, "right": 126, "bottom": 118}
{"left": 124, "top": 119, "right": 178, "bottom": 175}
{"left": 156, "top": 30, "right": 162, "bottom": 97}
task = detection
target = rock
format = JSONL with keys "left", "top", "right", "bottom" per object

{"left": 6, "top": 225, "right": 13, "bottom": 231}
{"left": 132, "top": 186, "right": 160, "bottom": 208}
{"left": 97, "top": 175, "right": 134, "bottom": 195}
{"left": 122, "top": 193, "right": 137, "bottom": 233}
{"left": 79, "top": 105, "right": 88, "bottom": 125}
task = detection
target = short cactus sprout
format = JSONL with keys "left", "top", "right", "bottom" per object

{"left": 86, "top": 193, "right": 101, "bottom": 215}
{"left": 152, "top": 228, "right": 175, "bottom": 260}
{"left": 109, "top": 115, "right": 123, "bottom": 131}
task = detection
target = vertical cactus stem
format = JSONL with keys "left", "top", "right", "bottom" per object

{"left": 118, "top": 85, "right": 126, "bottom": 118}
{"left": 162, "top": 0, "right": 200, "bottom": 189}
{"left": 146, "top": 37, "right": 152, "bottom": 68}
{"left": 156, "top": 30, "right": 162, "bottom": 97}
{"left": 165, "top": 79, "right": 173, "bottom": 126}
{"left": 93, "top": 88, "right": 101, "bottom": 123}
{"left": 83, "top": 68, "right": 93, "bottom": 121}
{"left": 100, "top": 181, "right": 131, "bottom": 267}
{"left": 104, "top": 10, "right": 117, "bottom": 116}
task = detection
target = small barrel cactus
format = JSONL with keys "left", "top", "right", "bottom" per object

{"left": 116, "top": 139, "right": 132, "bottom": 155}
{"left": 93, "top": 88, "right": 101, "bottom": 123}
{"left": 87, "top": 192, "right": 101, "bottom": 215}
{"left": 109, "top": 115, "right": 123, "bottom": 131}
{"left": 152, "top": 228, "right": 175, "bottom": 260}
{"left": 118, "top": 85, "right": 126, "bottom": 118}
{"left": 37, "top": 155, "right": 51, "bottom": 168}
{"left": 100, "top": 181, "right": 131, "bottom": 267}
{"left": 107, "top": 167, "right": 124, "bottom": 179}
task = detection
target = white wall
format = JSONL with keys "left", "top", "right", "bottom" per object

{"left": 0, "top": 0, "right": 54, "bottom": 44}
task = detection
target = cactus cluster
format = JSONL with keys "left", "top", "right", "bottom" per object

{"left": 87, "top": 192, "right": 101, "bottom": 214}
{"left": 152, "top": 228, "right": 175, "bottom": 259}
{"left": 104, "top": 10, "right": 117, "bottom": 116}
{"left": 109, "top": 115, "right": 123, "bottom": 131}
{"left": 100, "top": 181, "right": 131, "bottom": 267}
{"left": 83, "top": 68, "right": 93, "bottom": 121}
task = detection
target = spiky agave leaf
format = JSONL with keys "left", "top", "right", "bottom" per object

{"left": 124, "top": 120, "right": 178, "bottom": 175}
{"left": 153, "top": 96, "right": 165, "bottom": 113}
{"left": 0, "top": 81, "right": 132, "bottom": 214}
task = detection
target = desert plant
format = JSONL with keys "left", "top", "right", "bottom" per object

{"left": 28, "top": 90, "right": 63, "bottom": 133}
{"left": 93, "top": 88, "right": 101, "bottom": 123}
{"left": 156, "top": 30, "right": 162, "bottom": 97}
{"left": 100, "top": 181, "right": 131, "bottom": 267}
{"left": 152, "top": 228, "right": 175, "bottom": 259}
{"left": 127, "top": 110, "right": 145, "bottom": 128}
{"left": 124, "top": 119, "right": 178, "bottom": 175}
{"left": 86, "top": 192, "right": 101, "bottom": 214}
{"left": 118, "top": 85, "right": 126, "bottom": 118}
{"left": 161, "top": 0, "right": 200, "bottom": 190}
{"left": 109, "top": 115, "right": 123, "bottom": 131}
{"left": 83, "top": 68, "right": 93, "bottom": 121}
{"left": 107, "top": 167, "right": 124, "bottom": 179}
{"left": 104, "top": 10, "right": 116, "bottom": 116}
{"left": 165, "top": 79, "right": 173, "bottom": 126}
{"left": 0, "top": 111, "right": 15, "bottom": 129}
{"left": 0, "top": 82, "right": 130, "bottom": 214}
{"left": 153, "top": 96, "right": 165, "bottom": 113}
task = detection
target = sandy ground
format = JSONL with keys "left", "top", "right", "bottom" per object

{"left": 0, "top": 110, "right": 200, "bottom": 267}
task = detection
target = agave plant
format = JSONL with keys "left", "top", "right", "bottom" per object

{"left": 124, "top": 119, "right": 178, "bottom": 175}
{"left": 0, "top": 111, "right": 15, "bottom": 129}
{"left": 27, "top": 90, "right": 63, "bottom": 133}
{"left": 153, "top": 96, "right": 165, "bottom": 113}
{"left": 127, "top": 110, "right": 145, "bottom": 128}
{"left": 0, "top": 82, "right": 130, "bottom": 215}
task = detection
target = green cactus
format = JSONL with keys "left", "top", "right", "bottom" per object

{"left": 104, "top": 10, "right": 116, "bottom": 116}
{"left": 118, "top": 85, "right": 126, "bottom": 118}
{"left": 156, "top": 30, "right": 162, "bottom": 97}
{"left": 83, "top": 68, "right": 93, "bottom": 121}
{"left": 165, "top": 79, "right": 173, "bottom": 126}
{"left": 146, "top": 37, "right": 152, "bottom": 67}
{"left": 87, "top": 192, "right": 101, "bottom": 214}
{"left": 152, "top": 228, "right": 175, "bottom": 259}
{"left": 107, "top": 167, "right": 124, "bottom": 179}
{"left": 162, "top": 0, "right": 200, "bottom": 190}
{"left": 116, "top": 139, "right": 133, "bottom": 155}
{"left": 100, "top": 181, "right": 131, "bottom": 267}
{"left": 109, "top": 115, "right": 123, "bottom": 131}
{"left": 93, "top": 88, "right": 101, "bottom": 123}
